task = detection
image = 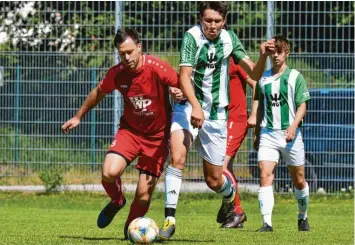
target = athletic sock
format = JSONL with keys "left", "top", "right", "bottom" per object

{"left": 295, "top": 182, "right": 309, "bottom": 220}
{"left": 223, "top": 170, "right": 244, "bottom": 214}
{"left": 124, "top": 199, "right": 150, "bottom": 228}
{"left": 101, "top": 178, "right": 124, "bottom": 206}
{"left": 217, "top": 175, "right": 235, "bottom": 202}
{"left": 164, "top": 165, "right": 183, "bottom": 217}
{"left": 258, "top": 185, "right": 274, "bottom": 227}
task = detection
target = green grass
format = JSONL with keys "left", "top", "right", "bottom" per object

{"left": 0, "top": 192, "right": 353, "bottom": 245}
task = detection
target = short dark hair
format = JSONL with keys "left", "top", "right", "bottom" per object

{"left": 273, "top": 35, "right": 290, "bottom": 53}
{"left": 113, "top": 28, "right": 141, "bottom": 48}
{"left": 198, "top": 1, "right": 228, "bottom": 19}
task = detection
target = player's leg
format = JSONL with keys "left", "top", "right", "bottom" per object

{"left": 203, "top": 160, "right": 235, "bottom": 198}
{"left": 219, "top": 160, "right": 247, "bottom": 228}
{"left": 288, "top": 165, "right": 310, "bottom": 231}
{"left": 223, "top": 156, "right": 245, "bottom": 217}
{"left": 257, "top": 160, "right": 276, "bottom": 232}
{"left": 218, "top": 120, "right": 248, "bottom": 227}
{"left": 256, "top": 128, "right": 280, "bottom": 232}
{"left": 284, "top": 129, "right": 310, "bottom": 231}
{"left": 97, "top": 129, "right": 139, "bottom": 229}
{"left": 218, "top": 155, "right": 246, "bottom": 226}
{"left": 124, "top": 170, "right": 159, "bottom": 239}
{"left": 160, "top": 103, "right": 197, "bottom": 239}
{"left": 197, "top": 119, "right": 238, "bottom": 226}
{"left": 203, "top": 159, "right": 238, "bottom": 229}
{"left": 160, "top": 129, "right": 192, "bottom": 238}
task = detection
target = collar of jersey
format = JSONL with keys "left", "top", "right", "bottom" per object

{"left": 270, "top": 66, "right": 290, "bottom": 81}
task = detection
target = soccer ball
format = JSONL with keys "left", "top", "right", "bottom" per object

{"left": 127, "top": 217, "right": 159, "bottom": 244}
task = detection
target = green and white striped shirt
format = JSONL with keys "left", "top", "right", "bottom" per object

{"left": 180, "top": 25, "right": 248, "bottom": 120}
{"left": 256, "top": 67, "right": 310, "bottom": 130}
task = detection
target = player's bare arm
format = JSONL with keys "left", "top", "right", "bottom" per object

{"left": 253, "top": 87, "right": 264, "bottom": 150}
{"left": 179, "top": 66, "right": 204, "bottom": 129}
{"left": 239, "top": 39, "right": 275, "bottom": 81}
{"left": 246, "top": 77, "right": 257, "bottom": 128}
{"left": 61, "top": 86, "right": 106, "bottom": 134}
{"left": 284, "top": 102, "right": 307, "bottom": 142}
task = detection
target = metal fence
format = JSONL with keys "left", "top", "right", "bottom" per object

{"left": 0, "top": 1, "right": 354, "bottom": 192}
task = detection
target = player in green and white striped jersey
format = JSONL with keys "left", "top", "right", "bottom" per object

{"left": 179, "top": 23, "right": 247, "bottom": 120}
{"left": 159, "top": 2, "right": 276, "bottom": 239}
{"left": 253, "top": 35, "right": 311, "bottom": 232}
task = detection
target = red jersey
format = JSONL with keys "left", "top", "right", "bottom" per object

{"left": 99, "top": 55, "right": 179, "bottom": 138}
{"left": 228, "top": 59, "right": 249, "bottom": 122}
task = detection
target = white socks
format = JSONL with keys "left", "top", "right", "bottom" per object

{"left": 257, "top": 183, "right": 309, "bottom": 227}
{"left": 164, "top": 165, "right": 183, "bottom": 209}
{"left": 295, "top": 182, "right": 309, "bottom": 220}
{"left": 217, "top": 175, "right": 234, "bottom": 201}
{"left": 258, "top": 185, "right": 274, "bottom": 227}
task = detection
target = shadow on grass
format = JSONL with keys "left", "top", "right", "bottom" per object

{"left": 156, "top": 238, "right": 216, "bottom": 243}
{"left": 59, "top": 235, "right": 123, "bottom": 241}
{"left": 59, "top": 236, "right": 214, "bottom": 243}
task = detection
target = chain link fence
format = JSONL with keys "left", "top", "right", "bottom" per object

{"left": 0, "top": 1, "right": 353, "bottom": 192}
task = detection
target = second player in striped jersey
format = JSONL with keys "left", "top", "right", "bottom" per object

{"left": 254, "top": 35, "right": 311, "bottom": 232}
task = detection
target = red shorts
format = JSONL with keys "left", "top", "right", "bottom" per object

{"left": 108, "top": 128, "right": 169, "bottom": 178}
{"left": 226, "top": 119, "right": 248, "bottom": 157}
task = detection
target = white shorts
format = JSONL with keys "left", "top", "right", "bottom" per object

{"left": 171, "top": 102, "right": 227, "bottom": 166}
{"left": 257, "top": 127, "right": 305, "bottom": 166}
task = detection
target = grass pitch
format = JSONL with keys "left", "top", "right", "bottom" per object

{"left": 0, "top": 191, "right": 353, "bottom": 245}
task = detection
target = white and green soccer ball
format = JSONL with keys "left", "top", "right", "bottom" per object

{"left": 127, "top": 217, "right": 159, "bottom": 244}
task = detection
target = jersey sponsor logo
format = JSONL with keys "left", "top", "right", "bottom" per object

{"left": 129, "top": 95, "right": 154, "bottom": 116}
{"left": 120, "top": 85, "right": 128, "bottom": 88}
{"left": 130, "top": 96, "right": 152, "bottom": 111}
{"left": 206, "top": 47, "right": 217, "bottom": 69}
{"left": 269, "top": 93, "right": 281, "bottom": 107}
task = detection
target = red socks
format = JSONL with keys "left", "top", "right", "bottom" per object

{"left": 101, "top": 178, "right": 125, "bottom": 206}
{"left": 124, "top": 199, "right": 150, "bottom": 228}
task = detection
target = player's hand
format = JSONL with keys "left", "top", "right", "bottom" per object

{"left": 284, "top": 125, "right": 297, "bottom": 143}
{"left": 247, "top": 114, "right": 257, "bottom": 128}
{"left": 191, "top": 104, "right": 204, "bottom": 129}
{"left": 260, "top": 39, "right": 275, "bottom": 57}
{"left": 61, "top": 117, "right": 81, "bottom": 134}
{"left": 169, "top": 87, "right": 185, "bottom": 102}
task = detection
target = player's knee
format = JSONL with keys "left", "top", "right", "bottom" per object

{"left": 170, "top": 152, "right": 186, "bottom": 170}
{"left": 102, "top": 167, "right": 119, "bottom": 182}
{"left": 259, "top": 171, "right": 274, "bottom": 182}
{"left": 205, "top": 176, "right": 221, "bottom": 191}
{"left": 293, "top": 177, "right": 306, "bottom": 190}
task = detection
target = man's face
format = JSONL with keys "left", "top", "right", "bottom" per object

{"left": 200, "top": 9, "right": 225, "bottom": 41}
{"left": 270, "top": 46, "right": 289, "bottom": 67}
{"left": 117, "top": 37, "right": 142, "bottom": 70}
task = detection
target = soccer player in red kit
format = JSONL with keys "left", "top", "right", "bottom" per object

{"left": 216, "top": 59, "right": 257, "bottom": 228}
{"left": 61, "top": 28, "right": 179, "bottom": 238}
